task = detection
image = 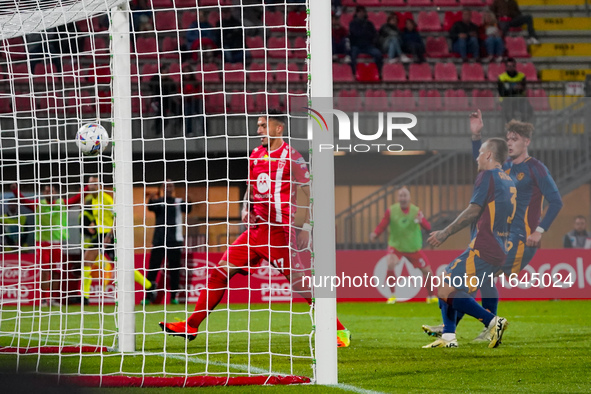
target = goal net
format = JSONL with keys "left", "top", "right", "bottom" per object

{"left": 0, "top": 0, "right": 327, "bottom": 386}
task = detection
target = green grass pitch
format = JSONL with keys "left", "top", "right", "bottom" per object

{"left": 1, "top": 300, "right": 590, "bottom": 393}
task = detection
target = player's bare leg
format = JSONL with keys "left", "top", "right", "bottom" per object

{"left": 385, "top": 253, "right": 399, "bottom": 304}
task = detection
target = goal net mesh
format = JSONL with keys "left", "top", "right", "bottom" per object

{"left": 0, "top": 0, "right": 315, "bottom": 385}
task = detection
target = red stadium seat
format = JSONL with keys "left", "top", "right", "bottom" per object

{"left": 487, "top": 62, "right": 505, "bottom": 80}
{"left": 246, "top": 36, "right": 265, "bottom": 59}
{"left": 471, "top": 89, "right": 497, "bottom": 111}
{"left": 175, "top": 0, "right": 197, "bottom": 7}
{"left": 390, "top": 89, "right": 415, "bottom": 111}
{"left": 368, "top": 12, "right": 388, "bottom": 29}
{"left": 434, "top": 62, "right": 458, "bottom": 81}
{"left": 417, "top": 11, "right": 442, "bottom": 32}
{"left": 364, "top": 89, "right": 389, "bottom": 112}
{"left": 14, "top": 93, "right": 33, "bottom": 113}
{"left": 288, "top": 92, "right": 308, "bottom": 113}
{"left": 382, "top": 0, "right": 405, "bottom": 5}
{"left": 292, "top": 36, "right": 307, "bottom": 59}
{"left": 461, "top": 62, "right": 485, "bottom": 81}
{"left": 198, "top": 0, "right": 231, "bottom": 5}
{"left": 0, "top": 96, "right": 11, "bottom": 113}
{"left": 2, "top": 37, "right": 28, "bottom": 60}
{"left": 33, "top": 62, "right": 59, "bottom": 84}
{"left": 264, "top": 11, "right": 284, "bottom": 32}
{"left": 287, "top": 10, "right": 307, "bottom": 30}
{"left": 426, "top": 36, "right": 450, "bottom": 58}
{"left": 62, "top": 62, "right": 80, "bottom": 84}
{"left": 333, "top": 63, "right": 355, "bottom": 83}
{"left": 180, "top": 11, "right": 196, "bottom": 29}
{"left": 340, "top": 12, "right": 354, "bottom": 29}
{"left": 460, "top": 0, "right": 485, "bottom": 6}
{"left": 433, "top": 0, "right": 458, "bottom": 6}
{"left": 160, "top": 36, "right": 180, "bottom": 59}
{"left": 396, "top": 12, "right": 414, "bottom": 31}
{"left": 409, "top": 63, "right": 433, "bottom": 81}
{"left": 155, "top": 11, "right": 177, "bottom": 31}
{"left": 505, "top": 36, "right": 530, "bottom": 58}
{"left": 198, "top": 63, "right": 220, "bottom": 83}
{"left": 356, "top": 0, "right": 382, "bottom": 5}
{"left": 228, "top": 92, "right": 246, "bottom": 113}
{"left": 443, "top": 11, "right": 462, "bottom": 31}
{"left": 37, "top": 93, "right": 65, "bottom": 116}
{"left": 268, "top": 36, "right": 288, "bottom": 59}
{"left": 204, "top": 92, "right": 225, "bottom": 114}
{"left": 444, "top": 89, "right": 469, "bottom": 111}
{"left": 85, "top": 63, "right": 111, "bottom": 85}
{"left": 273, "top": 63, "right": 287, "bottom": 83}
{"left": 528, "top": 89, "right": 551, "bottom": 111}
{"left": 407, "top": 0, "right": 432, "bottom": 6}
{"left": 247, "top": 62, "right": 268, "bottom": 83}
{"left": 141, "top": 63, "right": 159, "bottom": 82}
{"left": 135, "top": 36, "right": 159, "bottom": 59}
{"left": 382, "top": 63, "right": 406, "bottom": 82}
{"left": 418, "top": 89, "right": 442, "bottom": 111}
{"left": 336, "top": 89, "right": 360, "bottom": 112}
{"left": 150, "top": 0, "right": 172, "bottom": 8}
{"left": 224, "top": 63, "right": 245, "bottom": 84}
{"left": 208, "top": 10, "right": 220, "bottom": 27}
{"left": 517, "top": 62, "right": 538, "bottom": 81}
{"left": 355, "top": 62, "right": 380, "bottom": 82}
{"left": 167, "top": 62, "right": 181, "bottom": 84}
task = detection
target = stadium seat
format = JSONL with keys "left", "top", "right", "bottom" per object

{"left": 62, "top": 62, "right": 79, "bottom": 84}
{"left": 382, "top": 0, "right": 406, "bottom": 5}
{"left": 471, "top": 89, "right": 497, "bottom": 111}
{"left": 396, "top": 12, "right": 414, "bottom": 31}
{"left": 135, "top": 36, "right": 159, "bottom": 59}
{"left": 382, "top": 63, "right": 406, "bottom": 82}
{"left": 0, "top": 96, "right": 11, "bottom": 113}
{"left": 333, "top": 63, "right": 355, "bottom": 83}
{"left": 9, "top": 63, "right": 29, "bottom": 84}
{"left": 264, "top": 11, "right": 284, "bottom": 32}
{"left": 33, "top": 62, "right": 59, "bottom": 84}
{"left": 340, "top": 12, "right": 354, "bottom": 29}
{"left": 390, "top": 89, "right": 415, "bottom": 111}
{"left": 273, "top": 63, "right": 288, "bottom": 83}
{"left": 426, "top": 36, "right": 450, "bottom": 58}
{"left": 198, "top": 63, "right": 221, "bottom": 83}
{"left": 14, "top": 93, "right": 32, "bottom": 113}
{"left": 150, "top": 0, "right": 172, "bottom": 7}
{"left": 433, "top": 0, "right": 458, "bottom": 6}
{"left": 444, "top": 89, "right": 469, "bottom": 111}
{"left": 460, "top": 0, "right": 485, "bottom": 6}
{"left": 160, "top": 37, "right": 179, "bottom": 59}
{"left": 198, "top": 0, "right": 231, "bottom": 5}
{"left": 487, "top": 62, "right": 505, "bottom": 80}
{"left": 409, "top": 63, "right": 433, "bottom": 81}
{"left": 86, "top": 63, "right": 111, "bottom": 85}
{"left": 141, "top": 63, "right": 160, "bottom": 82}
{"left": 208, "top": 10, "right": 220, "bottom": 27}
{"left": 292, "top": 36, "right": 307, "bottom": 59}
{"left": 268, "top": 36, "right": 288, "bottom": 59}
{"left": 224, "top": 63, "right": 245, "bottom": 84}
{"left": 443, "top": 11, "right": 462, "bottom": 31}
{"left": 517, "top": 62, "right": 538, "bottom": 81}
{"left": 2, "top": 37, "right": 27, "bottom": 60}
{"left": 407, "top": 0, "right": 432, "bottom": 6}
{"left": 288, "top": 92, "right": 308, "bottom": 113}
{"left": 175, "top": 0, "right": 197, "bottom": 7}
{"left": 418, "top": 89, "right": 442, "bottom": 111}
{"left": 155, "top": 11, "right": 177, "bottom": 31}
{"left": 287, "top": 10, "right": 307, "bottom": 30}
{"left": 434, "top": 62, "right": 458, "bottom": 81}
{"left": 355, "top": 0, "right": 382, "bottom": 5}
{"left": 368, "top": 12, "right": 388, "bottom": 29}
{"left": 355, "top": 62, "right": 380, "bottom": 82}
{"left": 204, "top": 92, "right": 225, "bottom": 114}
{"left": 528, "top": 89, "right": 551, "bottom": 111}
{"left": 364, "top": 89, "right": 389, "bottom": 112}
{"left": 461, "top": 62, "right": 485, "bottom": 81}
{"left": 471, "top": 11, "right": 483, "bottom": 26}
{"left": 246, "top": 36, "right": 265, "bottom": 59}
{"left": 247, "top": 63, "right": 268, "bottom": 83}
{"left": 258, "top": 91, "right": 282, "bottom": 112}
{"left": 228, "top": 92, "right": 246, "bottom": 113}
{"left": 505, "top": 36, "right": 530, "bottom": 58}
{"left": 167, "top": 62, "right": 181, "bottom": 84}
{"left": 37, "top": 94, "right": 65, "bottom": 116}
{"left": 417, "top": 11, "right": 442, "bottom": 32}
{"left": 67, "top": 90, "right": 95, "bottom": 115}
{"left": 180, "top": 11, "right": 196, "bottom": 29}
{"left": 336, "top": 89, "right": 360, "bottom": 112}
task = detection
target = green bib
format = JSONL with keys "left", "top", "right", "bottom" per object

{"left": 388, "top": 203, "right": 422, "bottom": 252}
{"left": 36, "top": 199, "right": 69, "bottom": 243}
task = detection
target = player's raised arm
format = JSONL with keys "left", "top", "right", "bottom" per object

{"left": 470, "top": 109, "right": 483, "bottom": 160}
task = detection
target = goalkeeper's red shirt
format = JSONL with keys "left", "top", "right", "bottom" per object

{"left": 249, "top": 141, "right": 310, "bottom": 225}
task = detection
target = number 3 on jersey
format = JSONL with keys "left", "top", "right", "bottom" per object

{"left": 508, "top": 186, "right": 517, "bottom": 224}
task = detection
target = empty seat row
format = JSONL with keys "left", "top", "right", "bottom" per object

{"left": 340, "top": 0, "right": 492, "bottom": 6}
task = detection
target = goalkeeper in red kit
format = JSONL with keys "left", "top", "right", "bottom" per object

{"left": 370, "top": 186, "right": 437, "bottom": 304}
{"left": 160, "top": 110, "right": 351, "bottom": 347}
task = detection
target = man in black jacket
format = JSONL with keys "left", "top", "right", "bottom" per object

{"left": 349, "top": 6, "right": 382, "bottom": 74}
{"left": 450, "top": 10, "right": 480, "bottom": 61}
{"left": 144, "top": 180, "right": 192, "bottom": 304}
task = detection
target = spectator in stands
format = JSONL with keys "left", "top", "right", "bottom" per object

{"left": 182, "top": 64, "right": 204, "bottom": 137}
{"left": 481, "top": 11, "right": 505, "bottom": 62}
{"left": 450, "top": 10, "right": 480, "bottom": 62}
{"left": 332, "top": 0, "right": 343, "bottom": 17}
{"left": 130, "top": 0, "right": 153, "bottom": 32}
{"left": 332, "top": 14, "right": 350, "bottom": 63}
{"left": 186, "top": 10, "right": 218, "bottom": 51}
{"left": 218, "top": 9, "right": 249, "bottom": 64}
{"left": 400, "top": 19, "right": 426, "bottom": 64}
{"left": 379, "top": 13, "right": 410, "bottom": 64}
{"left": 149, "top": 64, "right": 179, "bottom": 135}
{"left": 490, "top": 0, "right": 539, "bottom": 45}
{"left": 498, "top": 57, "right": 533, "bottom": 123}
{"left": 349, "top": 6, "right": 383, "bottom": 74}
{"left": 564, "top": 216, "right": 591, "bottom": 249}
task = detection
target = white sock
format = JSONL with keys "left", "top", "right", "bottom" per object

{"left": 442, "top": 333, "right": 456, "bottom": 341}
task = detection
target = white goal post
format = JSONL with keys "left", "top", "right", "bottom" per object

{"left": 0, "top": 0, "right": 337, "bottom": 387}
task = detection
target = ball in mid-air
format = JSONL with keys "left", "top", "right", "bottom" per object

{"left": 76, "top": 123, "right": 109, "bottom": 156}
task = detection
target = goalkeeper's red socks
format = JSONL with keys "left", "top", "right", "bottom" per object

{"left": 187, "top": 267, "right": 228, "bottom": 329}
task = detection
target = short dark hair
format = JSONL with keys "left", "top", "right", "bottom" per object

{"left": 485, "top": 137, "right": 508, "bottom": 164}
{"left": 506, "top": 120, "right": 534, "bottom": 139}
{"left": 266, "top": 109, "right": 287, "bottom": 128}
{"left": 356, "top": 5, "right": 366, "bottom": 13}
{"left": 575, "top": 215, "right": 587, "bottom": 221}
{"left": 505, "top": 57, "right": 516, "bottom": 65}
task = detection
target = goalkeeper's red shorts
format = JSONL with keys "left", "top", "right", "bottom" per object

{"left": 222, "top": 223, "right": 302, "bottom": 275}
{"left": 37, "top": 241, "right": 63, "bottom": 271}
{"left": 387, "top": 247, "right": 430, "bottom": 269}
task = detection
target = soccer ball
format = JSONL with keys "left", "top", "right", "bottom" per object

{"left": 76, "top": 123, "right": 109, "bottom": 156}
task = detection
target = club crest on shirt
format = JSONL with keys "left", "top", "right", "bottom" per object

{"left": 256, "top": 173, "right": 271, "bottom": 193}
{"left": 517, "top": 172, "right": 525, "bottom": 181}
